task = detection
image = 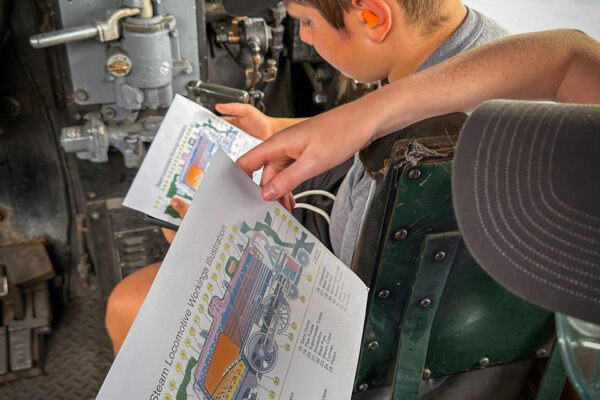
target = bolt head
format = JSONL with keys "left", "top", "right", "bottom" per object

{"left": 408, "top": 168, "right": 421, "bottom": 180}
{"left": 358, "top": 383, "right": 369, "bottom": 392}
{"left": 75, "top": 89, "right": 89, "bottom": 102}
{"left": 536, "top": 348, "right": 549, "bottom": 358}
{"left": 394, "top": 229, "right": 408, "bottom": 241}
{"left": 90, "top": 212, "right": 101, "bottom": 220}
{"left": 419, "top": 298, "right": 432, "bottom": 308}
{"left": 102, "top": 108, "right": 116, "bottom": 120}
{"left": 434, "top": 251, "right": 446, "bottom": 261}
{"left": 479, "top": 357, "right": 490, "bottom": 367}
{"left": 377, "top": 289, "right": 390, "bottom": 299}
{"left": 422, "top": 369, "right": 432, "bottom": 379}
{"left": 367, "top": 340, "right": 379, "bottom": 350}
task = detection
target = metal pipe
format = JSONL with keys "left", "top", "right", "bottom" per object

{"left": 140, "top": 0, "right": 154, "bottom": 18}
{"left": 29, "top": 25, "right": 98, "bottom": 48}
{"left": 188, "top": 81, "right": 250, "bottom": 104}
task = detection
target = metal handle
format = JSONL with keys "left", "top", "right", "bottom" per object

{"left": 29, "top": 25, "right": 98, "bottom": 48}
{"left": 29, "top": 8, "right": 141, "bottom": 49}
{"left": 188, "top": 81, "right": 251, "bottom": 104}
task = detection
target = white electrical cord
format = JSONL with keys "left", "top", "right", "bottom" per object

{"left": 293, "top": 190, "right": 336, "bottom": 201}
{"left": 293, "top": 203, "right": 331, "bottom": 224}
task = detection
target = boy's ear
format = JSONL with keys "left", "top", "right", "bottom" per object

{"left": 351, "top": 0, "right": 392, "bottom": 43}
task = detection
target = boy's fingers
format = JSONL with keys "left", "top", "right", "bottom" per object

{"left": 236, "top": 141, "right": 279, "bottom": 178}
{"left": 171, "top": 198, "right": 190, "bottom": 219}
{"left": 261, "top": 159, "right": 313, "bottom": 201}
{"left": 161, "top": 228, "right": 176, "bottom": 245}
{"left": 215, "top": 103, "right": 248, "bottom": 117}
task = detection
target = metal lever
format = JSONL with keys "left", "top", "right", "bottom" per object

{"left": 29, "top": 8, "right": 140, "bottom": 49}
{"left": 187, "top": 80, "right": 251, "bottom": 104}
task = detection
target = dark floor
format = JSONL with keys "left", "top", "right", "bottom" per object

{"left": 0, "top": 299, "right": 114, "bottom": 400}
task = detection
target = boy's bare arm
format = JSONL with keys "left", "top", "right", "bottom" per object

{"left": 237, "top": 30, "right": 600, "bottom": 202}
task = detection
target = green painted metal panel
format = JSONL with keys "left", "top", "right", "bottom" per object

{"left": 356, "top": 161, "right": 555, "bottom": 391}
{"left": 392, "top": 233, "right": 461, "bottom": 399}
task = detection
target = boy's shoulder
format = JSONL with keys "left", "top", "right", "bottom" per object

{"left": 418, "top": 6, "right": 509, "bottom": 72}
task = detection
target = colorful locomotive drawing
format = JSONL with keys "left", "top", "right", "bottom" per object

{"left": 192, "top": 228, "right": 314, "bottom": 400}
{"left": 180, "top": 134, "right": 216, "bottom": 190}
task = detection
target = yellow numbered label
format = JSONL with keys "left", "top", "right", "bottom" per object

{"left": 211, "top": 273, "right": 218, "bottom": 281}
{"left": 224, "top": 244, "right": 230, "bottom": 252}
{"left": 269, "top": 390, "right": 276, "bottom": 399}
{"left": 291, "top": 322, "right": 298, "bottom": 330}
{"left": 232, "top": 225, "right": 238, "bottom": 233}
{"left": 165, "top": 394, "right": 172, "bottom": 400}
{"left": 288, "top": 221, "right": 293, "bottom": 227}
{"left": 176, "top": 362, "right": 183, "bottom": 373}
{"left": 180, "top": 350, "right": 187, "bottom": 360}
{"left": 216, "top": 263, "right": 222, "bottom": 271}
{"left": 294, "top": 226, "right": 299, "bottom": 234}
{"left": 284, "top": 344, "right": 291, "bottom": 351}
{"left": 207, "top": 283, "right": 213, "bottom": 292}
{"left": 194, "top": 315, "right": 200, "bottom": 324}
{"left": 169, "top": 380, "right": 176, "bottom": 390}
{"left": 198, "top": 304, "right": 205, "bottom": 313}
{"left": 273, "top": 377, "right": 280, "bottom": 386}
{"left": 220, "top": 253, "right": 226, "bottom": 261}
{"left": 189, "top": 327, "right": 196, "bottom": 336}
{"left": 300, "top": 296, "right": 306, "bottom": 303}
{"left": 228, "top": 234, "right": 234, "bottom": 242}
{"left": 307, "top": 275, "right": 313, "bottom": 282}
{"left": 281, "top": 215, "right": 287, "bottom": 222}
{"left": 202, "top": 294, "right": 209, "bottom": 302}
{"left": 288, "top": 333, "right": 294, "bottom": 341}
{"left": 185, "top": 338, "right": 191, "bottom": 347}
{"left": 274, "top": 208, "right": 280, "bottom": 216}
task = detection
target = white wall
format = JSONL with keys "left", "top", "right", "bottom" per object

{"left": 464, "top": 0, "right": 600, "bottom": 40}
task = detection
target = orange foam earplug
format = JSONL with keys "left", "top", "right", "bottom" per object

{"left": 362, "top": 10, "right": 379, "bottom": 28}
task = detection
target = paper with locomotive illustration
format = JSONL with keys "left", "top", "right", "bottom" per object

{"left": 98, "top": 150, "right": 369, "bottom": 400}
{"left": 123, "top": 94, "right": 262, "bottom": 226}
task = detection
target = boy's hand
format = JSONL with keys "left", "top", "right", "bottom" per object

{"left": 237, "top": 104, "right": 375, "bottom": 202}
{"left": 215, "top": 103, "right": 276, "bottom": 140}
{"left": 162, "top": 198, "right": 190, "bottom": 244}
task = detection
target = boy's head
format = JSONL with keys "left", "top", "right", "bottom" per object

{"left": 285, "top": 0, "right": 466, "bottom": 83}
{"left": 290, "top": 0, "right": 451, "bottom": 32}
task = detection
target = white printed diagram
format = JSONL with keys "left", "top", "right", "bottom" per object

{"left": 165, "top": 210, "right": 321, "bottom": 400}
{"left": 162, "top": 117, "right": 254, "bottom": 220}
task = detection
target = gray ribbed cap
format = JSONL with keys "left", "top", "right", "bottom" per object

{"left": 453, "top": 100, "right": 600, "bottom": 324}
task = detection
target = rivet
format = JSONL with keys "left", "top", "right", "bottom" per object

{"left": 90, "top": 212, "right": 100, "bottom": 220}
{"left": 479, "top": 357, "right": 490, "bottom": 368}
{"left": 358, "top": 383, "right": 369, "bottom": 392}
{"left": 408, "top": 168, "right": 421, "bottom": 180}
{"left": 434, "top": 251, "right": 446, "bottom": 261}
{"left": 87, "top": 192, "right": 97, "bottom": 200}
{"left": 377, "top": 289, "right": 390, "bottom": 299}
{"left": 368, "top": 340, "right": 379, "bottom": 350}
{"left": 75, "top": 89, "right": 89, "bottom": 101}
{"left": 536, "top": 348, "right": 549, "bottom": 358}
{"left": 422, "top": 369, "right": 432, "bottom": 379}
{"left": 394, "top": 229, "right": 408, "bottom": 240}
{"left": 419, "top": 298, "right": 432, "bottom": 308}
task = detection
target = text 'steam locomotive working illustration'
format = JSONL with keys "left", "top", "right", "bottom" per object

{"left": 193, "top": 219, "right": 315, "bottom": 400}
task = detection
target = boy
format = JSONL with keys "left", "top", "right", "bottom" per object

{"left": 106, "top": 0, "right": 507, "bottom": 352}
